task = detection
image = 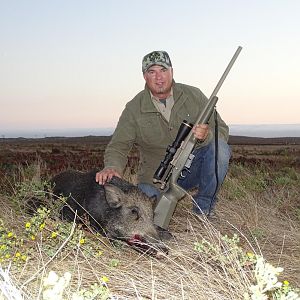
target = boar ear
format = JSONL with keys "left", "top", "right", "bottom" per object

{"left": 104, "top": 184, "right": 124, "bottom": 208}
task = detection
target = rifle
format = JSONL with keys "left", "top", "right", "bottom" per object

{"left": 153, "top": 46, "right": 242, "bottom": 230}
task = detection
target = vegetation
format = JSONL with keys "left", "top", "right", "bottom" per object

{"left": 0, "top": 138, "right": 299, "bottom": 299}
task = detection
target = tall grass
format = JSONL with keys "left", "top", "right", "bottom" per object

{"left": 0, "top": 161, "right": 299, "bottom": 299}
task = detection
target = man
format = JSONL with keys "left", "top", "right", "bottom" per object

{"left": 96, "top": 50, "right": 231, "bottom": 216}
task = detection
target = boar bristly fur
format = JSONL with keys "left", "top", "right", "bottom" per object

{"left": 50, "top": 170, "right": 165, "bottom": 252}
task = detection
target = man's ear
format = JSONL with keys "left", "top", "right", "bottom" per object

{"left": 104, "top": 184, "right": 124, "bottom": 208}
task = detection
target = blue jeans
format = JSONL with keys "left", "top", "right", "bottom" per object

{"left": 138, "top": 139, "right": 231, "bottom": 215}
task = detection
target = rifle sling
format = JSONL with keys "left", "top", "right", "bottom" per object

{"left": 208, "top": 109, "right": 219, "bottom": 215}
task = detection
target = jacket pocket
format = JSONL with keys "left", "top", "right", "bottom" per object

{"left": 176, "top": 105, "right": 199, "bottom": 125}
{"left": 138, "top": 114, "right": 165, "bottom": 146}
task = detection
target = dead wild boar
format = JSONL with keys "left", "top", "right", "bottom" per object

{"left": 50, "top": 169, "right": 167, "bottom": 255}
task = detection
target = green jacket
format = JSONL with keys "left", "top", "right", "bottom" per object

{"left": 104, "top": 82, "right": 229, "bottom": 185}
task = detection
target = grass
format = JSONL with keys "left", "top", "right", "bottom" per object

{"left": 0, "top": 160, "right": 299, "bottom": 299}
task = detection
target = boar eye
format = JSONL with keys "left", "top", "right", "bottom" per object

{"left": 130, "top": 206, "right": 140, "bottom": 220}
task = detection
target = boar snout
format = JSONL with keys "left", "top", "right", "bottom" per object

{"left": 127, "top": 234, "right": 168, "bottom": 257}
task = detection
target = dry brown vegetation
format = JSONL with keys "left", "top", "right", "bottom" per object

{"left": 0, "top": 136, "right": 299, "bottom": 299}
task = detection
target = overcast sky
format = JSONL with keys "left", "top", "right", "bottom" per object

{"left": 1, "top": 0, "right": 299, "bottom": 133}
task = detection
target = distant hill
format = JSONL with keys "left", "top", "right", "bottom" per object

{"left": 1, "top": 135, "right": 300, "bottom": 146}
{"left": 228, "top": 135, "right": 300, "bottom": 145}
{"left": 1, "top": 124, "right": 299, "bottom": 139}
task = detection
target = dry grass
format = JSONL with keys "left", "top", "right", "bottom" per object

{"left": 215, "top": 167, "right": 300, "bottom": 285}
{"left": 0, "top": 160, "right": 299, "bottom": 299}
{"left": 0, "top": 195, "right": 253, "bottom": 299}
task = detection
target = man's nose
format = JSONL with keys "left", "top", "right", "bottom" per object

{"left": 155, "top": 71, "right": 163, "bottom": 79}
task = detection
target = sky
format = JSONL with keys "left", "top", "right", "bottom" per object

{"left": 1, "top": 0, "right": 300, "bottom": 135}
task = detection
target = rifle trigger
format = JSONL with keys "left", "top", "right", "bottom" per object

{"left": 180, "top": 168, "right": 190, "bottom": 179}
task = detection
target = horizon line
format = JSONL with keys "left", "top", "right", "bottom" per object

{"left": 1, "top": 123, "right": 300, "bottom": 132}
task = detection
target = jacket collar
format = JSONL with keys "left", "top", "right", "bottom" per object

{"left": 140, "top": 80, "right": 186, "bottom": 113}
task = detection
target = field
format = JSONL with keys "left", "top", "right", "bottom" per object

{"left": 0, "top": 136, "right": 299, "bottom": 299}
{"left": 0, "top": 135, "right": 299, "bottom": 180}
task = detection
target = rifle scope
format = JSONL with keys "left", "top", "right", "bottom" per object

{"left": 153, "top": 120, "right": 193, "bottom": 182}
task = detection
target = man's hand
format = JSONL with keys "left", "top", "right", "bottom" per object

{"left": 192, "top": 124, "right": 209, "bottom": 141}
{"left": 95, "top": 168, "right": 122, "bottom": 185}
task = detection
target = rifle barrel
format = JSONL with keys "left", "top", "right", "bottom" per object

{"left": 210, "top": 46, "right": 242, "bottom": 100}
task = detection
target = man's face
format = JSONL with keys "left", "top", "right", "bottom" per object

{"left": 143, "top": 65, "right": 173, "bottom": 98}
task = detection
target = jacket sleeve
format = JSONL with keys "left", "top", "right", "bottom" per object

{"left": 103, "top": 105, "right": 136, "bottom": 175}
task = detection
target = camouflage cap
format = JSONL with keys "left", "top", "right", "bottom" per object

{"left": 142, "top": 51, "right": 172, "bottom": 73}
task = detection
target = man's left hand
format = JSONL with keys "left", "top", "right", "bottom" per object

{"left": 192, "top": 124, "right": 209, "bottom": 141}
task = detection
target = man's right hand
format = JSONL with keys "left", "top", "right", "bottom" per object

{"left": 95, "top": 168, "right": 122, "bottom": 185}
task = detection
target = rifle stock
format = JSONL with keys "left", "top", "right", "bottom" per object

{"left": 153, "top": 46, "right": 242, "bottom": 229}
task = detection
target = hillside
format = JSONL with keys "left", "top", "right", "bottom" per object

{"left": 228, "top": 135, "right": 300, "bottom": 145}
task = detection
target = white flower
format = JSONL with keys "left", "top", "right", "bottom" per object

{"left": 245, "top": 256, "right": 300, "bottom": 300}
{"left": 254, "top": 256, "right": 284, "bottom": 293}
{"left": 42, "top": 271, "right": 72, "bottom": 300}
{"left": 43, "top": 271, "right": 59, "bottom": 287}
{"left": 71, "top": 293, "right": 85, "bottom": 300}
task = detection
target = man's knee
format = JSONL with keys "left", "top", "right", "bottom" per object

{"left": 194, "top": 138, "right": 231, "bottom": 166}
{"left": 217, "top": 139, "right": 231, "bottom": 168}
{"left": 194, "top": 138, "right": 230, "bottom": 184}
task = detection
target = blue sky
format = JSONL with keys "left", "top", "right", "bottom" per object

{"left": 1, "top": 0, "right": 299, "bottom": 133}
